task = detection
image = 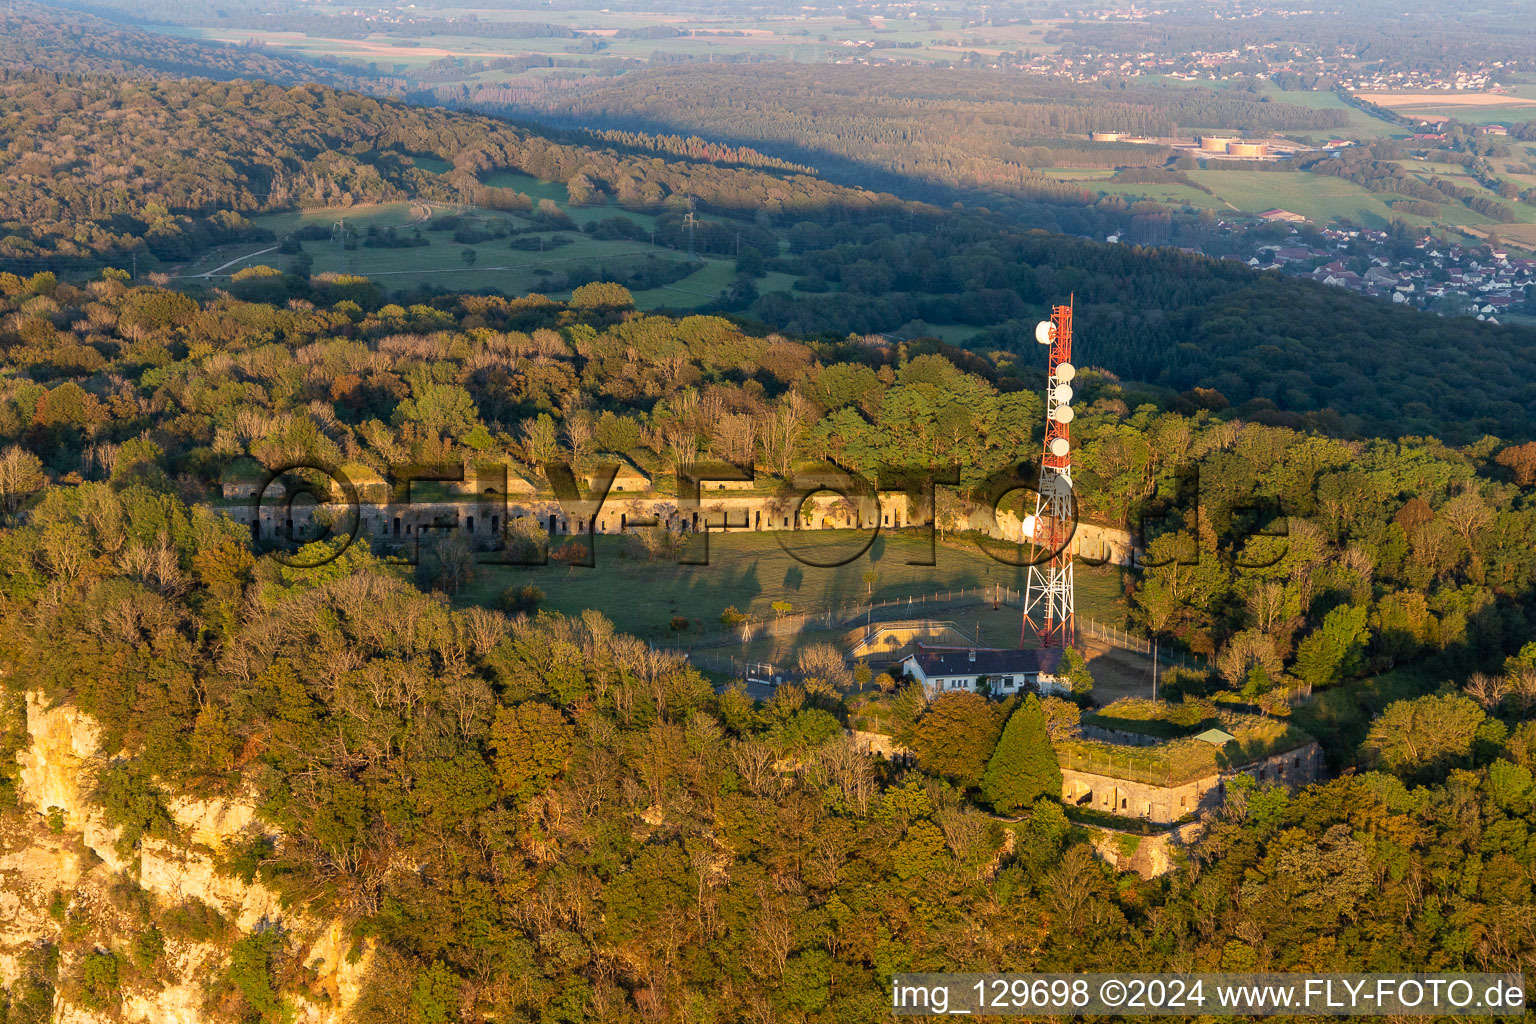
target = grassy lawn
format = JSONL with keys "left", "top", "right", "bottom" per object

{"left": 1254, "top": 86, "right": 1404, "bottom": 141}
{"left": 1187, "top": 168, "right": 1509, "bottom": 229}
{"left": 479, "top": 170, "right": 572, "bottom": 207}
{"left": 169, "top": 147, "right": 787, "bottom": 308}
{"left": 1188, "top": 170, "right": 1397, "bottom": 225}
{"left": 454, "top": 528, "right": 1126, "bottom": 641}
{"left": 731, "top": 598, "right": 1081, "bottom": 666}
{"left": 920, "top": 323, "right": 984, "bottom": 345}
{"left": 175, "top": 192, "right": 742, "bottom": 303}
{"left": 631, "top": 258, "right": 737, "bottom": 309}
{"left": 1101, "top": 182, "right": 1226, "bottom": 210}
{"left": 1041, "top": 168, "right": 1224, "bottom": 211}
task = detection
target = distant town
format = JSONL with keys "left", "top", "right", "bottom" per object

{"left": 1220, "top": 224, "right": 1536, "bottom": 320}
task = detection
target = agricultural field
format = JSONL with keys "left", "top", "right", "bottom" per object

{"left": 1256, "top": 86, "right": 1406, "bottom": 141}
{"left": 1353, "top": 87, "right": 1536, "bottom": 125}
{"left": 1185, "top": 168, "right": 1520, "bottom": 230}
{"left": 1467, "top": 222, "right": 1536, "bottom": 248}
{"left": 165, "top": 9, "right": 995, "bottom": 72}
{"left": 1037, "top": 167, "right": 1224, "bottom": 212}
{"left": 456, "top": 528, "right": 1127, "bottom": 641}
{"left": 1186, "top": 170, "right": 1407, "bottom": 226}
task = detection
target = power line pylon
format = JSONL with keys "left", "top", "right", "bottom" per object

{"left": 1022, "top": 299, "right": 1078, "bottom": 649}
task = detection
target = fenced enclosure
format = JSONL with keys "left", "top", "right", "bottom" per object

{"left": 663, "top": 583, "right": 1208, "bottom": 685}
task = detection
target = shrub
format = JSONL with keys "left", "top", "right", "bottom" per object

{"left": 570, "top": 281, "right": 634, "bottom": 309}
{"left": 78, "top": 950, "right": 119, "bottom": 1010}
{"left": 160, "top": 898, "right": 228, "bottom": 944}
{"left": 131, "top": 927, "right": 165, "bottom": 971}
{"left": 499, "top": 584, "right": 545, "bottom": 616}
{"left": 227, "top": 929, "right": 287, "bottom": 1022}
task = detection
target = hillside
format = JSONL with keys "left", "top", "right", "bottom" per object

{"left": 0, "top": 1, "right": 387, "bottom": 88}
{"left": 0, "top": 265, "right": 1532, "bottom": 1018}
{"left": 485, "top": 63, "right": 1349, "bottom": 205}
{"left": 0, "top": 72, "right": 1533, "bottom": 440}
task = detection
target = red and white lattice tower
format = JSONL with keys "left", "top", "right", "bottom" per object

{"left": 1022, "top": 300, "right": 1077, "bottom": 648}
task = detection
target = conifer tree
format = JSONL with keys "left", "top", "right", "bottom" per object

{"left": 982, "top": 694, "right": 1063, "bottom": 815}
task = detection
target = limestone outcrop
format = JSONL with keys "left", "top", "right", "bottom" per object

{"left": 2, "top": 692, "right": 371, "bottom": 1023}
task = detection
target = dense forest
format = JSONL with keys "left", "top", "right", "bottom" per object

{"left": 0, "top": 22, "right": 1534, "bottom": 1018}
{"left": 0, "top": 2, "right": 388, "bottom": 89}
{"left": 0, "top": 266, "right": 1530, "bottom": 707}
{"left": 2, "top": 70, "right": 1534, "bottom": 445}
{"left": 0, "top": 71, "right": 897, "bottom": 268}
{"left": 478, "top": 64, "right": 1348, "bottom": 206}
{"left": 0, "top": 265, "right": 1535, "bottom": 1020}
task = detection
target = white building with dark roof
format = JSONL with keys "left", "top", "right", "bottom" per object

{"left": 896, "top": 644, "right": 1067, "bottom": 698}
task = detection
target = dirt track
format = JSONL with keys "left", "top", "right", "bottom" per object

{"left": 1082, "top": 640, "right": 1160, "bottom": 704}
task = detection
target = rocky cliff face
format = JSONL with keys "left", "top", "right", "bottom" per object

{"left": 2, "top": 693, "right": 371, "bottom": 1023}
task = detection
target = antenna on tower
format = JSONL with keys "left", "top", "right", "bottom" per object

{"left": 1021, "top": 298, "right": 1077, "bottom": 649}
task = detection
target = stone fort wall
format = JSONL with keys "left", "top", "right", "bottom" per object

{"left": 1060, "top": 741, "right": 1323, "bottom": 825}
{"left": 213, "top": 489, "right": 1137, "bottom": 564}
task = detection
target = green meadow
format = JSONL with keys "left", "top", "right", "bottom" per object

{"left": 456, "top": 528, "right": 1127, "bottom": 641}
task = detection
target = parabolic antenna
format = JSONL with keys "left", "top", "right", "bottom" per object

{"left": 1052, "top": 405, "right": 1075, "bottom": 424}
{"left": 1022, "top": 513, "right": 1038, "bottom": 537}
{"left": 1050, "top": 437, "right": 1070, "bottom": 457}
{"left": 1053, "top": 383, "right": 1073, "bottom": 404}
{"left": 1035, "top": 321, "right": 1055, "bottom": 345}
{"left": 1053, "top": 362, "right": 1076, "bottom": 383}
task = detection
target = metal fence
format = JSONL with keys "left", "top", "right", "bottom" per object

{"left": 692, "top": 584, "right": 1012, "bottom": 649}
{"left": 666, "top": 582, "right": 1209, "bottom": 680}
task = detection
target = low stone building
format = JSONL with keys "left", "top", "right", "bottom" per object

{"left": 585, "top": 456, "right": 651, "bottom": 494}
{"left": 1058, "top": 728, "right": 1323, "bottom": 825}
{"left": 210, "top": 459, "right": 1139, "bottom": 563}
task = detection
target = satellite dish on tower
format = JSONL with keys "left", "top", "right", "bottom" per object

{"left": 1022, "top": 513, "right": 1038, "bottom": 537}
{"left": 1035, "top": 320, "right": 1055, "bottom": 345}
{"left": 1050, "top": 437, "right": 1070, "bottom": 457}
{"left": 1052, "top": 406, "right": 1075, "bottom": 424}
{"left": 1053, "top": 362, "right": 1076, "bottom": 382}
{"left": 1053, "top": 383, "right": 1074, "bottom": 404}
